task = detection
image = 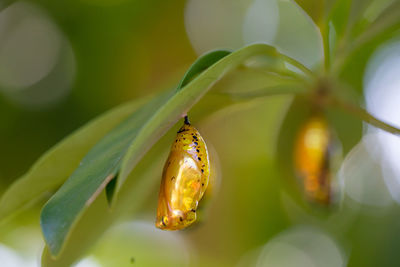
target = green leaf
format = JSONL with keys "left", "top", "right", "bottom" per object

{"left": 328, "top": 0, "right": 352, "bottom": 41}
{"left": 330, "top": 94, "right": 400, "bottom": 136}
{"left": 328, "top": 0, "right": 397, "bottom": 56}
{"left": 355, "top": 0, "right": 400, "bottom": 47}
{"left": 177, "top": 50, "right": 231, "bottom": 89}
{"left": 40, "top": 44, "right": 279, "bottom": 257}
{"left": 328, "top": 0, "right": 375, "bottom": 37}
{"left": 274, "top": 0, "right": 324, "bottom": 69}
{"left": 336, "top": 33, "right": 399, "bottom": 100}
{"left": 0, "top": 97, "right": 148, "bottom": 221}
{"left": 276, "top": 96, "right": 362, "bottom": 210}
{"left": 211, "top": 66, "right": 308, "bottom": 98}
{"left": 292, "top": 0, "right": 326, "bottom": 27}
{"left": 325, "top": 0, "right": 378, "bottom": 72}
{"left": 41, "top": 193, "right": 111, "bottom": 267}
{"left": 41, "top": 129, "right": 173, "bottom": 267}
{"left": 332, "top": 1, "right": 400, "bottom": 78}
{"left": 276, "top": 97, "right": 312, "bottom": 205}
{"left": 325, "top": 102, "right": 363, "bottom": 155}
{"left": 40, "top": 91, "right": 173, "bottom": 257}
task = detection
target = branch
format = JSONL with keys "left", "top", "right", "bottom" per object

{"left": 278, "top": 52, "right": 315, "bottom": 77}
{"left": 216, "top": 83, "right": 308, "bottom": 100}
{"left": 331, "top": 97, "right": 400, "bottom": 136}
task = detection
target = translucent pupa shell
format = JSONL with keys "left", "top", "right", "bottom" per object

{"left": 294, "top": 115, "right": 333, "bottom": 205}
{"left": 156, "top": 119, "right": 210, "bottom": 230}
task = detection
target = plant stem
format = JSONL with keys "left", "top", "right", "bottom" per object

{"left": 322, "top": 24, "right": 331, "bottom": 73}
{"left": 243, "top": 66, "right": 307, "bottom": 82}
{"left": 278, "top": 53, "right": 314, "bottom": 77}
{"left": 216, "top": 84, "right": 308, "bottom": 100}
{"left": 331, "top": 97, "right": 400, "bottom": 136}
{"left": 184, "top": 115, "right": 190, "bottom": 125}
{"left": 332, "top": 1, "right": 400, "bottom": 74}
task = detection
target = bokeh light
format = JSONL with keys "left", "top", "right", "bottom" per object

{"left": 0, "top": 223, "right": 43, "bottom": 267}
{"left": 274, "top": 0, "right": 322, "bottom": 68}
{"left": 185, "top": 0, "right": 322, "bottom": 68}
{"left": 242, "top": 0, "right": 279, "bottom": 46}
{"left": 339, "top": 134, "right": 393, "bottom": 207}
{"left": 87, "top": 221, "right": 191, "bottom": 267}
{"left": 0, "top": 1, "right": 75, "bottom": 109}
{"left": 0, "top": 244, "right": 35, "bottom": 267}
{"left": 185, "top": 0, "right": 279, "bottom": 55}
{"left": 75, "top": 257, "right": 102, "bottom": 267}
{"left": 255, "top": 226, "right": 346, "bottom": 267}
{"left": 364, "top": 38, "right": 400, "bottom": 204}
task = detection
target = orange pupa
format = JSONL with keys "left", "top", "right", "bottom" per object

{"left": 156, "top": 116, "right": 210, "bottom": 230}
{"left": 294, "top": 114, "right": 333, "bottom": 205}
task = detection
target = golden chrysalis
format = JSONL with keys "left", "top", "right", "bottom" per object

{"left": 294, "top": 114, "right": 333, "bottom": 205}
{"left": 156, "top": 116, "right": 210, "bottom": 230}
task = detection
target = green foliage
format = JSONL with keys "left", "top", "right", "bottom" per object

{"left": 292, "top": 0, "right": 327, "bottom": 26}
{"left": 0, "top": 98, "right": 148, "bottom": 221}
{"left": 40, "top": 92, "right": 172, "bottom": 256}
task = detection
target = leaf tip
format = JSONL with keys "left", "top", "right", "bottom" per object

{"left": 40, "top": 202, "right": 65, "bottom": 257}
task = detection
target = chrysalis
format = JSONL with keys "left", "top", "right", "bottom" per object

{"left": 294, "top": 114, "right": 334, "bottom": 205}
{"left": 156, "top": 116, "right": 210, "bottom": 230}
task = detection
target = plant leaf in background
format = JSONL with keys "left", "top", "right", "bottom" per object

{"left": 0, "top": 97, "right": 149, "bottom": 221}
{"left": 177, "top": 50, "right": 231, "bottom": 89}
{"left": 278, "top": 0, "right": 324, "bottom": 69}
{"left": 291, "top": 0, "right": 327, "bottom": 27}
{"left": 313, "top": 0, "right": 398, "bottom": 77}
{"left": 40, "top": 91, "right": 174, "bottom": 256}
{"left": 276, "top": 96, "right": 362, "bottom": 212}
{"left": 334, "top": 0, "right": 400, "bottom": 99}
{"left": 40, "top": 44, "right": 290, "bottom": 257}
{"left": 212, "top": 66, "right": 308, "bottom": 99}
{"left": 276, "top": 97, "right": 312, "bottom": 205}
{"left": 328, "top": 0, "right": 375, "bottom": 41}
{"left": 355, "top": 0, "right": 400, "bottom": 47}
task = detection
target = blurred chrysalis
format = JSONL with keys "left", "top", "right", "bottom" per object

{"left": 294, "top": 114, "right": 338, "bottom": 205}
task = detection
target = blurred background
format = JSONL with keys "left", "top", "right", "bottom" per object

{"left": 0, "top": 0, "right": 400, "bottom": 266}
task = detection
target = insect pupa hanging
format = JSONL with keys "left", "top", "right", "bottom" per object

{"left": 156, "top": 116, "right": 210, "bottom": 230}
{"left": 294, "top": 114, "right": 335, "bottom": 205}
